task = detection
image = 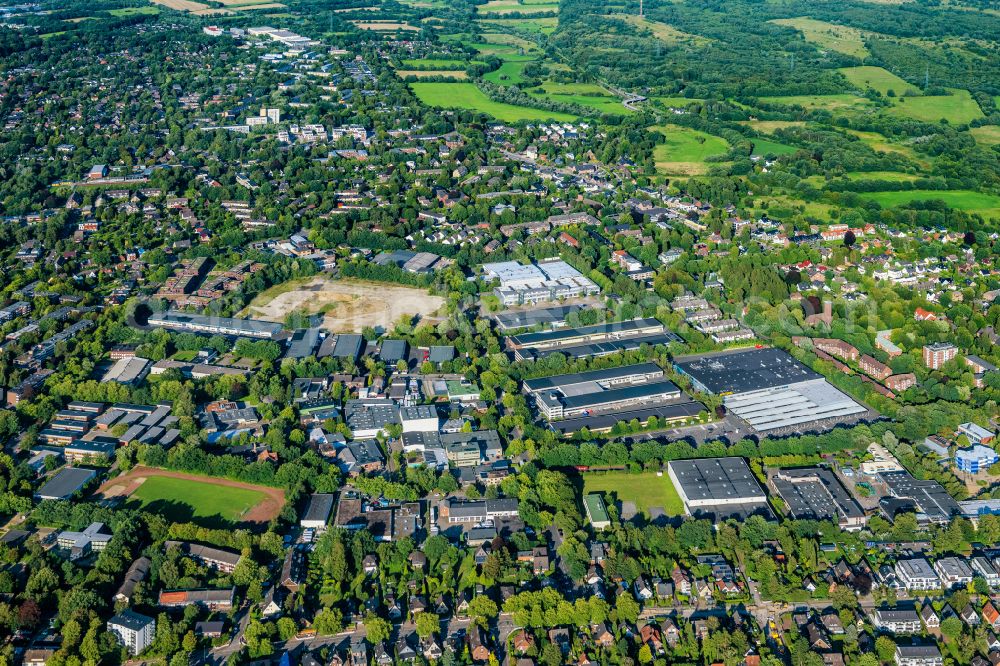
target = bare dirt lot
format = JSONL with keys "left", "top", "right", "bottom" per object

{"left": 95, "top": 466, "right": 285, "bottom": 527}
{"left": 243, "top": 276, "right": 446, "bottom": 333}
{"left": 150, "top": 0, "right": 210, "bottom": 11}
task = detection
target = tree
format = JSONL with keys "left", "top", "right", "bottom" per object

{"left": 277, "top": 617, "right": 298, "bottom": 641}
{"left": 364, "top": 615, "right": 391, "bottom": 645}
{"left": 875, "top": 636, "right": 896, "bottom": 663}
{"left": 415, "top": 612, "right": 440, "bottom": 639}
{"left": 315, "top": 608, "right": 344, "bottom": 636}
{"left": 940, "top": 615, "right": 963, "bottom": 639}
{"left": 616, "top": 593, "right": 639, "bottom": 625}
{"left": 467, "top": 596, "right": 498, "bottom": 623}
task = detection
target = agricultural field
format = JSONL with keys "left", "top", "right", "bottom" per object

{"left": 480, "top": 32, "right": 538, "bottom": 50}
{"left": 149, "top": 0, "right": 210, "bottom": 12}
{"left": 243, "top": 275, "right": 446, "bottom": 333}
{"left": 410, "top": 82, "right": 576, "bottom": 122}
{"left": 887, "top": 89, "right": 984, "bottom": 124}
{"left": 480, "top": 16, "right": 558, "bottom": 34}
{"left": 839, "top": 66, "right": 918, "bottom": 95}
{"left": 109, "top": 6, "right": 160, "bottom": 15}
{"left": 352, "top": 20, "right": 419, "bottom": 31}
{"left": 757, "top": 93, "right": 872, "bottom": 113}
{"left": 97, "top": 467, "right": 284, "bottom": 529}
{"left": 400, "top": 58, "right": 469, "bottom": 69}
{"left": 970, "top": 125, "right": 1000, "bottom": 146}
{"left": 612, "top": 14, "right": 710, "bottom": 46}
{"left": 582, "top": 471, "right": 684, "bottom": 517}
{"left": 771, "top": 17, "right": 870, "bottom": 58}
{"left": 479, "top": 0, "right": 558, "bottom": 14}
{"left": 740, "top": 120, "right": 806, "bottom": 133}
{"left": 652, "top": 125, "right": 729, "bottom": 175}
{"left": 482, "top": 59, "right": 533, "bottom": 85}
{"left": 752, "top": 138, "right": 797, "bottom": 156}
{"left": 858, "top": 189, "right": 1000, "bottom": 217}
{"left": 527, "top": 82, "right": 631, "bottom": 115}
{"left": 399, "top": 70, "right": 468, "bottom": 79}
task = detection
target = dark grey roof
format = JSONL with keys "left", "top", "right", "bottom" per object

{"left": 492, "top": 304, "right": 584, "bottom": 331}
{"left": 547, "top": 401, "right": 704, "bottom": 435}
{"left": 379, "top": 339, "right": 408, "bottom": 362}
{"left": 521, "top": 332, "right": 683, "bottom": 361}
{"left": 509, "top": 318, "right": 664, "bottom": 347}
{"left": 523, "top": 362, "right": 663, "bottom": 393}
{"left": 109, "top": 609, "right": 155, "bottom": 631}
{"left": 674, "top": 348, "right": 821, "bottom": 395}
{"left": 285, "top": 327, "right": 321, "bottom": 359}
{"left": 303, "top": 493, "right": 335, "bottom": 523}
{"left": 882, "top": 471, "right": 961, "bottom": 522}
{"left": 35, "top": 467, "right": 97, "bottom": 499}
{"left": 772, "top": 467, "right": 864, "bottom": 522}
{"left": 331, "top": 334, "right": 364, "bottom": 359}
{"left": 428, "top": 346, "right": 455, "bottom": 363}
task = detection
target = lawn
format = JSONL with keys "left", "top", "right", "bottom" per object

{"left": 582, "top": 471, "right": 684, "bottom": 517}
{"left": 970, "top": 125, "right": 1000, "bottom": 146}
{"left": 839, "top": 65, "right": 917, "bottom": 95}
{"left": 410, "top": 82, "right": 576, "bottom": 121}
{"left": 858, "top": 189, "right": 1000, "bottom": 217}
{"left": 752, "top": 138, "right": 797, "bottom": 156}
{"left": 654, "top": 96, "right": 702, "bottom": 108}
{"left": 771, "top": 17, "right": 869, "bottom": 58}
{"left": 126, "top": 475, "right": 268, "bottom": 528}
{"left": 652, "top": 124, "right": 729, "bottom": 175}
{"left": 887, "top": 89, "right": 983, "bottom": 124}
{"left": 401, "top": 58, "right": 470, "bottom": 69}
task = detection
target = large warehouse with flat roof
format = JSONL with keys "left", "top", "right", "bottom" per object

{"left": 770, "top": 467, "right": 866, "bottom": 530}
{"left": 507, "top": 317, "right": 682, "bottom": 362}
{"left": 523, "top": 363, "right": 681, "bottom": 420}
{"left": 667, "top": 457, "right": 772, "bottom": 520}
{"left": 673, "top": 348, "right": 866, "bottom": 432}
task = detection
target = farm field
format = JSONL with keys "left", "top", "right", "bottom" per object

{"left": 479, "top": 0, "right": 558, "bottom": 14}
{"left": 400, "top": 58, "right": 470, "bottom": 69}
{"left": 970, "top": 125, "right": 1000, "bottom": 146}
{"left": 771, "top": 17, "right": 870, "bottom": 58}
{"left": 652, "top": 125, "right": 729, "bottom": 175}
{"left": 480, "top": 32, "right": 538, "bottom": 50}
{"left": 582, "top": 471, "right": 684, "bottom": 517}
{"left": 410, "top": 82, "right": 576, "bottom": 122}
{"left": 483, "top": 60, "right": 531, "bottom": 85}
{"left": 612, "top": 14, "right": 710, "bottom": 45}
{"left": 839, "top": 66, "right": 918, "bottom": 95}
{"left": 480, "top": 17, "right": 558, "bottom": 34}
{"left": 858, "top": 189, "right": 1000, "bottom": 216}
{"left": 352, "top": 20, "right": 419, "bottom": 31}
{"left": 149, "top": 0, "right": 210, "bottom": 11}
{"left": 527, "top": 82, "right": 631, "bottom": 115}
{"left": 757, "top": 94, "right": 872, "bottom": 113}
{"left": 96, "top": 467, "right": 284, "bottom": 529}
{"left": 740, "top": 120, "right": 806, "bottom": 134}
{"left": 109, "top": 6, "right": 160, "bottom": 15}
{"left": 399, "top": 70, "right": 468, "bottom": 79}
{"left": 243, "top": 275, "right": 446, "bottom": 333}
{"left": 887, "top": 89, "right": 983, "bottom": 124}
{"left": 752, "top": 138, "right": 797, "bottom": 156}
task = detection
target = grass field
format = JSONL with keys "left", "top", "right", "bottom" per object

{"left": 582, "top": 471, "right": 684, "bottom": 517}
{"left": 479, "top": 0, "right": 558, "bottom": 14}
{"left": 844, "top": 128, "right": 922, "bottom": 161}
{"left": 887, "top": 89, "right": 983, "bottom": 124}
{"left": 480, "top": 16, "right": 558, "bottom": 34}
{"left": 401, "top": 58, "right": 469, "bottom": 68}
{"left": 839, "top": 65, "right": 917, "bottom": 95}
{"left": 613, "top": 14, "right": 710, "bottom": 45}
{"left": 149, "top": 0, "right": 210, "bottom": 11}
{"left": 858, "top": 189, "right": 1000, "bottom": 216}
{"left": 970, "top": 125, "right": 1000, "bottom": 146}
{"left": 752, "top": 138, "right": 797, "bottom": 156}
{"left": 771, "top": 17, "right": 870, "bottom": 58}
{"left": 652, "top": 125, "right": 729, "bottom": 175}
{"left": 352, "top": 20, "right": 419, "bottom": 31}
{"left": 758, "top": 93, "right": 872, "bottom": 112}
{"left": 480, "top": 32, "right": 538, "bottom": 50}
{"left": 128, "top": 476, "right": 266, "bottom": 526}
{"left": 410, "top": 82, "right": 576, "bottom": 121}
{"left": 740, "top": 120, "right": 806, "bottom": 133}
{"left": 109, "top": 6, "right": 160, "bottom": 15}
{"left": 483, "top": 60, "right": 530, "bottom": 85}
{"left": 654, "top": 96, "right": 702, "bottom": 108}
{"left": 99, "top": 467, "right": 285, "bottom": 529}
{"left": 399, "top": 70, "right": 468, "bottom": 79}
{"left": 528, "top": 82, "right": 631, "bottom": 115}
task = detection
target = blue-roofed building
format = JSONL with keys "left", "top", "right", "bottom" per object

{"left": 955, "top": 444, "right": 998, "bottom": 474}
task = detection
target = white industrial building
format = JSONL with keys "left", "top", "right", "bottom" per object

{"left": 482, "top": 259, "right": 600, "bottom": 306}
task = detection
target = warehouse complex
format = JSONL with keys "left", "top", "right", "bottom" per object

{"left": 482, "top": 259, "right": 600, "bottom": 306}
{"left": 506, "top": 317, "right": 682, "bottom": 361}
{"left": 148, "top": 311, "right": 284, "bottom": 340}
{"left": 770, "top": 467, "right": 866, "bottom": 530}
{"left": 522, "top": 363, "right": 682, "bottom": 420}
{"left": 667, "top": 457, "right": 772, "bottom": 520}
{"left": 673, "top": 348, "right": 867, "bottom": 432}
